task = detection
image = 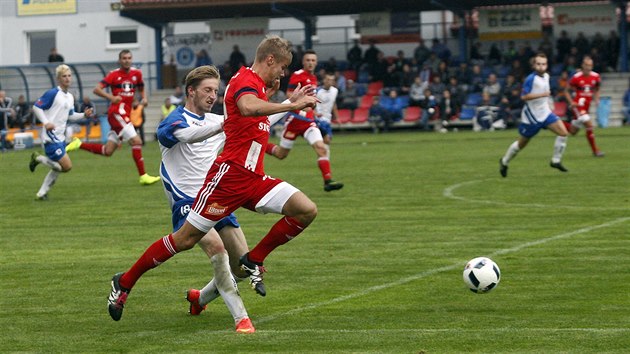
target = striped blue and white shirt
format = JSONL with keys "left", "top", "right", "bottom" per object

{"left": 520, "top": 72, "right": 552, "bottom": 124}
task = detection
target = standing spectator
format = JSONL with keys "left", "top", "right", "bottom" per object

{"left": 470, "top": 42, "right": 484, "bottom": 63}
{"left": 29, "top": 64, "right": 92, "bottom": 200}
{"left": 229, "top": 45, "right": 247, "bottom": 72}
{"left": 393, "top": 50, "right": 409, "bottom": 72}
{"left": 574, "top": 32, "right": 590, "bottom": 59}
{"left": 413, "top": 39, "right": 431, "bottom": 70}
{"left": 161, "top": 97, "right": 176, "bottom": 123}
{"left": 431, "top": 38, "right": 450, "bottom": 62}
{"left": 129, "top": 99, "right": 145, "bottom": 144}
{"left": 0, "top": 90, "right": 14, "bottom": 150}
{"left": 195, "top": 49, "right": 212, "bottom": 67}
{"left": 48, "top": 48, "right": 64, "bottom": 63}
{"left": 78, "top": 49, "right": 161, "bottom": 185}
{"left": 499, "top": 53, "right": 569, "bottom": 177}
{"left": 556, "top": 30, "right": 572, "bottom": 64}
{"left": 538, "top": 34, "right": 554, "bottom": 63}
{"left": 13, "top": 94, "right": 31, "bottom": 131}
{"left": 337, "top": 79, "right": 359, "bottom": 110}
{"left": 363, "top": 39, "right": 380, "bottom": 70}
{"left": 561, "top": 56, "right": 604, "bottom": 157}
{"left": 370, "top": 51, "right": 389, "bottom": 82}
{"left": 503, "top": 41, "right": 517, "bottom": 66}
{"left": 399, "top": 63, "right": 416, "bottom": 96}
{"left": 488, "top": 43, "right": 502, "bottom": 65}
{"left": 346, "top": 39, "right": 363, "bottom": 71}
{"left": 606, "top": 30, "right": 620, "bottom": 71}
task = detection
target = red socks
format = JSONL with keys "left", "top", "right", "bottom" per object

{"left": 265, "top": 143, "right": 277, "bottom": 156}
{"left": 132, "top": 145, "right": 146, "bottom": 176}
{"left": 119, "top": 234, "right": 178, "bottom": 290}
{"left": 249, "top": 217, "right": 306, "bottom": 264}
{"left": 585, "top": 127, "right": 599, "bottom": 154}
{"left": 80, "top": 142, "right": 106, "bottom": 155}
{"left": 317, "top": 158, "right": 332, "bottom": 181}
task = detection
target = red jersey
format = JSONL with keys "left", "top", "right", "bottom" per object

{"left": 568, "top": 70, "right": 600, "bottom": 113}
{"left": 287, "top": 69, "right": 317, "bottom": 122}
{"left": 218, "top": 67, "right": 270, "bottom": 176}
{"left": 100, "top": 67, "right": 144, "bottom": 117}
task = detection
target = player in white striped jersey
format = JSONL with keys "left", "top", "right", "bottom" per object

{"left": 29, "top": 64, "right": 93, "bottom": 200}
{"left": 499, "top": 53, "right": 569, "bottom": 177}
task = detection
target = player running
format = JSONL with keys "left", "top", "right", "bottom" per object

{"left": 78, "top": 49, "right": 161, "bottom": 185}
{"left": 560, "top": 56, "right": 604, "bottom": 157}
{"left": 499, "top": 53, "right": 570, "bottom": 177}
{"left": 315, "top": 73, "right": 339, "bottom": 150}
{"left": 29, "top": 64, "right": 93, "bottom": 200}
{"left": 107, "top": 35, "right": 319, "bottom": 328}
{"left": 265, "top": 49, "right": 344, "bottom": 192}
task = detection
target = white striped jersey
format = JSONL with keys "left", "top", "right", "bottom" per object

{"left": 521, "top": 72, "right": 552, "bottom": 124}
{"left": 33, "top": 87, "right": 83, "bottom": 144}
{"left": 157, "top": 106, "right": 225, "bottom": 208}
{"left": 315, "top": 86, "right": 338, "bottom": 122}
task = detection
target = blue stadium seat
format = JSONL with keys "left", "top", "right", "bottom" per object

{"left": 459, "top": 107, "right": 476, "bottom": 120}
{"left": 550, "top": 63, "right": 564, "bottom": 76}
{"left": 465, "top": 92, "right": 483, "bottom": 106}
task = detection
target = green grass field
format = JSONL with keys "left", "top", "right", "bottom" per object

{"left": 1, "top": 127, "right": 629, "bottom": 353}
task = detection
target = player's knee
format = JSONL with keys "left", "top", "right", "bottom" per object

{"left": 299, "top": 201, "right": 318, "bottom": 225}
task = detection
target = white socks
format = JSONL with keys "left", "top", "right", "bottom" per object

{"left": 209, "top": 253, "right": 248, "bottom": 324}
{"left": 37, "top": 170, "right": 59, "bottom": 197}
{"left": 552, "top": 136, "right": 567, "bottom": 163}
{"left": 502, "top": 141, "right": 520, "bottom": 165}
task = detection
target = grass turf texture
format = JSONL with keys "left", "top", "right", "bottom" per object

{"left": 1, "top": 128, "right": 629, "bottom": 353}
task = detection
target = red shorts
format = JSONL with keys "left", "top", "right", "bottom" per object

{"left": 108, "top": 103, "right": 132, "bottom": 134}
{"left": 192, "top": 161, "right": 284, "bottom": 222}
{"left": 282, "top": 117, "right": 316, "bottom": 141}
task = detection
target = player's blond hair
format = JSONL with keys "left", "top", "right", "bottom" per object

{"left": 55, "top": 64, "right": 71, "bottom": 78}
{"left": 183, "top": 65, "right": 220, "bottom": 97}
{"left": 255, "top": 35, "right": 292, "bottom": 64}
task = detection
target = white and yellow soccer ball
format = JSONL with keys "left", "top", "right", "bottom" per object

{"left": 463, "top": 257, "right": 501, "bottom": 293}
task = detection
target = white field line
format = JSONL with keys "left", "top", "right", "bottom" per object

{"left": 255, "top": 217, "right": 630, "bottom": 325}
{"left": 443, "top": 179, "right": 628, "bottom": 210}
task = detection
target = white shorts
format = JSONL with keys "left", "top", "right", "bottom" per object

{"left": 279, "top": 125, "right": 323, "bottom": 149}
{"left": 571, "top": 113, "right": 591, "bottom": 129}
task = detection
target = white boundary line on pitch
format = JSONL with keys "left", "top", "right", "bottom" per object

{"left": 255, "top": 217, "right": 630, "bottom": 325}
{"left": 443, "top": 179, "right": 628, "bottom": 210}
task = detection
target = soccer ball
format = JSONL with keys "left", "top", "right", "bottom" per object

{"left": 463, "top": 257, "right": 501, "bottom": 293}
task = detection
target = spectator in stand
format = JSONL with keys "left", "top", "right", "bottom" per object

{"left": 591, "top": 32, "right": 606, "bottom": 58}
{"left": 447, "top": 76, "right": 467, "bottom": 105}
{"left": 502, "top": 74, "right": 520, "bottom": 93}
{"left": 554, "top": 70, "right": 570, "bottom": 103}
{"left": 474, "top": 92, "right": 500, "bottom": 131}
{"left": 440, "top": 89, "right": 460, "bottom": 122}
{"left": 419, "top": 88, "right": 439, "bottom": 131}
{"left": 12, "top": 94, "right": 31, "bottom": 131}
{"left": 381, "top": 89, "right": 404, "bottom": 123}
{"left": 588, "top": 47, "right": 605, "bottom": 74}
{"left": 622, "top": 79, "right": 630, "bottom": 125}
{"left": 0, "top": 90, "right": 15, "bottom": 150}
{"left": 370, "top": 51, "right": 389, "bottom": 82}
{"left": 393, "top": 50, "right": 409, "bottom": 73}
{"left": 383, "top": 63, "right": 401, "bottom": 93}
{"left": 498, "top": 86, "right": 524, "bottom": 127}
{"left": 538, "top": 34, "right": 554, "bottom": 63}
{"left": 431, "top": 38, "right": 450, "bottom": 63}
{"left": 564, "top": 51, "right": 578, "bottom": 74}
{"left": 422, "top": 52, "right": 440, "bottom": 74}
{"left": 169, "top": 86, "right": 184, "bottom": 105}
{"left": 229, "top": 45, "right": 247, "bottom": 72}
{"left": 469, "top": 64, "right": 484, "bottom": 93}
{"left": 160, "top": 97, "right": 175, "bottom": 123}
{"left": 509, "top": 59, "right": 525, "bottom": 82}
{"left": 503, "top": 41, "right": 517, "bottom": 66}
{"left": 483, "top": 73, "right": 502, "bottom": 105}
{"left": 399, "top": 63, "right": 416, "bottom": 96}
{"left": 428, "top": 75, "right": 446, "bottom": 102}
{"left": 435, "top": 60, "right": 450, "bottom": 84}
{"left": 324, "top": 57, "right": 338, "bottom": 73}
{"left": 368, "top": 95, "right": 389, "bottom": 133}
{"left": 574, "top": 32, "right": 590, "bottom": 59}
{"left": 346, "top": 39, "right": 363, "bottom": 71}
{"left": 48, "top": 48, "right": 64, "bottom": 63}
{"left": 408, "top": 76, "right": 426, "bottom": 107}
{"left": 488, "top": 43, "right": 502, "bottom": 66}
{"left": 195, "top": 49, "right": 212, "bottom": 67}
{"left": 556, "top": 30, "right": 572, "bottom": 64}
{"left": 413, "top": 39, "right": 431, "bottom": 70}
{"left": 337, "top": 79, "right": 359, "bottom": 110}
{"left": 455, "top": 62, "right": 472, "bottom": 91}
{"left": 470, "top": 42, "right": 484, "bottom": 64}
{"left": 363, "top": 39, "right": 380, "bottom": 70}
{"left": 606, "top": 30, "right": 620, "bottom": 71}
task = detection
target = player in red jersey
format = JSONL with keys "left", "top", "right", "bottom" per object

{"left": 266, "top": 49, "right": 344, "bottom": 192}
{"left": 560, "top": 56, "right": 604, "bottom": 157}
{"left": 78, "top": 50, "right": 161, "bottom": 184}
{"left": 107, "top": 35, "right": 319, "bottom": 324}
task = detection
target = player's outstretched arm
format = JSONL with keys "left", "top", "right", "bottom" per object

{"left": 237, "top": 92, "right": 317, "bottom": 118}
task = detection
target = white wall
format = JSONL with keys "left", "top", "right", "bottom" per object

{"left": 0, "top": 1, "right": 155, "bottom": 65}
